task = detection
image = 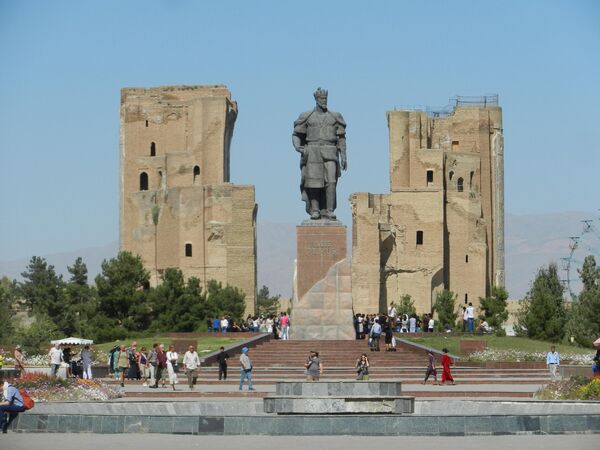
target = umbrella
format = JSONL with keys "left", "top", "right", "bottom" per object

{"left": 50, "top": 337, "right": 94, "bottom": 346}
{"left": 594, "top": 338, "right": 600, "bottom": 347}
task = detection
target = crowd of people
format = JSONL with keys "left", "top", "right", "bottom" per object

{"left": 205, "top": 312, "right": 291, "bottom": 340}
{"left": 354, "top": 302, "right": 495, "bottom": 337}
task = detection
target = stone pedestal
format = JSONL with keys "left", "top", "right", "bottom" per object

{"left": 296, "top": 220, "right": 347, "bottom": 300}
{"left": 292, "top": 220, "right": 354, "bottom": 340}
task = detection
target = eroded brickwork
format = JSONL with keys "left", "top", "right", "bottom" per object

{"left": 351, "top": 98, "right": 503, "bottom": 314}
{"left": 120, "top": 85, "right": 257, "bottom": 313}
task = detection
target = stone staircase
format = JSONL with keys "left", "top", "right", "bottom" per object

{"left": 195, "top": 339, "right": 551, "bottom": 396}
{"left": 107, "top": 338, "right": 551, "bottom": 399}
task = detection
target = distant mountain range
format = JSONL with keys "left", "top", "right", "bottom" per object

{"left": 1, "top": 211, "right": 597, "bottom": 300}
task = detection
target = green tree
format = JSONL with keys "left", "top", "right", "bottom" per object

{"left": 395, "top": 294, "right": 417, "bottom": 317}
{"left": 14, "top": 314, "right": 61, "bottom": 354}
{"left": 95, "top": 251, "right": 151, "bottom": 336}
{"left": 149, "top": 268, "right": 209, "bottom": 332}
{"left": 18, "top": 256, "right": 66, "bottom": 319}
{"left": 0, "top": 277, "right": 17, "bottom": 344}
{"left": 256, "top": 285, "right": 280, "bottom": 316}
{"left": 433, "top": 289, "right": 457, "bottom": 329}
{"left": 565, "top": 255, "right": 600, "bottom": 347}
{"left": 479, "top": 286, "right": 509, "bottom": 334}
{"left": 205, "top": 280, "right": 246, "bottom": 321}
{"left": 65, "top": 257, "right": 99, "bottom": 338}
{"left": 514, "top": 263, "right": 566, "bottom": 341}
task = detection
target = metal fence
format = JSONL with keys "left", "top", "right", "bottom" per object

{"left": 395, "top": 94, "right": 499, "bottom": 117}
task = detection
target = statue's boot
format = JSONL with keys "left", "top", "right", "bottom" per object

{"left": 325, "top": 183, "right": 337, "bottom": 219}
{"left": 309, "top": 196, "right": 321, "bottom": 220}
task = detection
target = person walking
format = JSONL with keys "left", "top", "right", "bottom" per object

{"left": 217, "top": 346, "right": 230, "bottom": 381}
{"left": 80, "top": 345, "right": 93, "bottom": 380}
{"left": 183, "top": 345, "right": 200, "bottom": 390}
{"left": 422, "top": 349, "right": 439, "bottom": 385}
{"left": 115, "top": 345, "right": 130, "bottom": 387}
{"left": 166, "top": 344, "right": 179, "bottom": 390}
{"left": 369, "top": 319, "right": 382, "bottom": 351}
{"left": 151, "top": 344, "right": 167, "bottom": 388}
{"left": 147, "top": 343, "right": 158, "bottom": 387}
{"left": 355, "top": 353, "right": 370, "bottom": 381}
{"left": 304, "top": 350, "right": 323, "bottom": 381}
{"left": 48, "top": 343, "right": 63, "bottom": 377}
{"left": 239, "top": 347, "right": 254, "bottom": 391}
{"left": 13, "top": 346, "right": 25, "bottom": 376}
{"left": 546, "top": 345, "right": 560, "bottom": 381}
{"left": 440, "top": 348, "right": 455, "bottom": 385}
{"left": 138, "top": 347, "right": 149, "bottom": 386}
{"left": 127, "top": 341, "right": 140, "bottom": 381}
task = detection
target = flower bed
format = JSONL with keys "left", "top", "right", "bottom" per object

{"left": 535, "top": 377, "right": 600, "bottom": 400}
{"left": 14, "top": 373, "right": 122, "bottom": 402}
{"left": 467, "top": 349, "right": 593, "bottom": 365}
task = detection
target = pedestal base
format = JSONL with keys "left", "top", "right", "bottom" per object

{"left": 292, "top": 221, "right": 354, "bottom": 340}
{"left": 296, "top": 220, "right": 347, "bottom": 300}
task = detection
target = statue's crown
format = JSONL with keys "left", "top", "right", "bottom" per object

{"left": 313, "top": 87, "right": 328, "bottom": 99}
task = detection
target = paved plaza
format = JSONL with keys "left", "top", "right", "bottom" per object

{"left": 1, "top": 434, "right": 598, "bottom": 450}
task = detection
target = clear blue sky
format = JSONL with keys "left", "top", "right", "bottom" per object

{"left": 1, "top": 0, "right": 599, "bottom": 260}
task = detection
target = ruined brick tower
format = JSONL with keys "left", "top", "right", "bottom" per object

{"left": 351, "top": 95, "right": 504, "bottom": 314}
{"left": 120, "top": 85, "right": 257, "bottom": 313}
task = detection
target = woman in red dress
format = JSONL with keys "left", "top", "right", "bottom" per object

{"left": 441, "top": 348, "right": 456, "bottom": 385}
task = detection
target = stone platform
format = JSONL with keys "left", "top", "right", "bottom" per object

{"left": 265, "top": 381, "right": 414, "bottom": 415}
{"left": 264, "top": 396, "right": 415, "bottom": 414}
{"left": 275, "top": 381, "right": 402, "bottom": 396}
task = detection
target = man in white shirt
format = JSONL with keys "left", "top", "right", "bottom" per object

{"left": 408, "top": 316, "right": 417, "bottom": 333}
{"left": 48, "top": 343, "right": 63, "bottom": 377}
{"left": 182, "top": 345, "right": 200, "bottom": 390}
{"left": 466, "top": 303, "right": 475, "bottom": 333}
{"left": 546, "top": 346, "right": 560, "bottom": 381}
{"left": 428, "top": 317, "right": 435, "bottom": 332}
{"left": 388, "top": 302, "right": 397, "bottom": 329}
{"left": 220, "top": 317, "right": 229, "bottom": 334}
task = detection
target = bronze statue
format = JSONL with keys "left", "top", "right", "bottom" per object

{"left": 293, "top": 88, "right": 347, "bottom": 220}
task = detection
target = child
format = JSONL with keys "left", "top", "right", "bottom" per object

{"left": 441, "top": 348, "right": 456, "bottom": 385}
{"left": 422, "top": 349, "right": 439, "bottom": 385}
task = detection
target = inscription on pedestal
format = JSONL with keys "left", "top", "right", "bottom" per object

{"left": 296, "top": 224, "right": 347, "bottom": 300}
{"left": 308, "top": 240, "right": 336, "bottom": 257}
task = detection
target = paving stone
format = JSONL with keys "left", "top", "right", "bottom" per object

{"left": 198, "top": 417, "right": 224, "bottom": 434}
{"left": 438, "top": 416, "right": 466, "bottom": 436}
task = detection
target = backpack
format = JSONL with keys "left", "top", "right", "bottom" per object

{"left": 19, "top": 388, "right": 35, "bottom": 410}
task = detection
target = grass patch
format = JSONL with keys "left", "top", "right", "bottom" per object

{"left": 94, "top": 335, "right": 245, "bottom": 355}
{"left": 401, "top": 335, "right": 591, "bottom": 358}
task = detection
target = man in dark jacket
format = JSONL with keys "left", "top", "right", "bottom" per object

{"left": 217, "top": 347, "right": 230, "bottom": 381}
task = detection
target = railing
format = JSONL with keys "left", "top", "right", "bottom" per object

{"left": 451, "top": 94, "right": 499, "bottom": 108}
{"left": 395, "top": 94, "right": 499, "bottom": 117}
